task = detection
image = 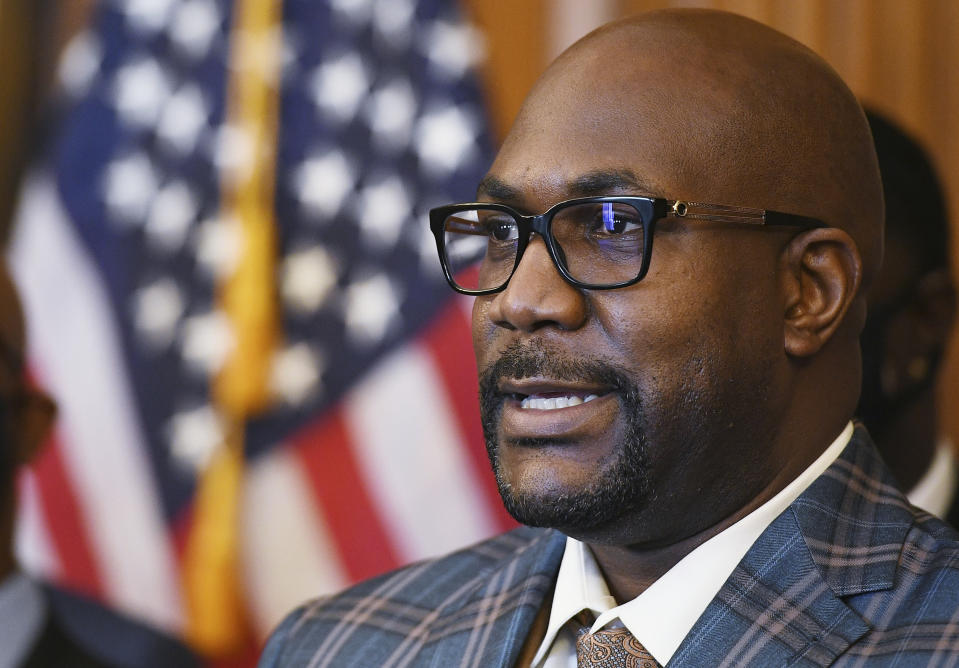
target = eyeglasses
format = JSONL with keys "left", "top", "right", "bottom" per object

{"left": 429, "top": 196, "right": 827, "bottom": 295}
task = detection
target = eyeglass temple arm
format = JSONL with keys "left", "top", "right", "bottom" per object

{"left": 444, "top": 216, "right": 490, "bottom": 235}
{"left": 667, "top": 200, "right": 827, "bottom": 229}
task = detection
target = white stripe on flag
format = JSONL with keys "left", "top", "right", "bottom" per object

{"left": 9, "top": 175, "right": 185, "bottom": 632}
{"left": 14, "top": 471, "right": 60, "bottom": 580}
{"left": 456, "top": 294, "right": 474, "bottom": 325}
{"left": 242, "top": 445, "right": 349, "bottom": 638}
{"left": 344, "top": 343, "right": 498, "bottom": 563}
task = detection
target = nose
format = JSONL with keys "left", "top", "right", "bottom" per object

{"left": 485, "top": 236, "right": 588, "bottom": 332}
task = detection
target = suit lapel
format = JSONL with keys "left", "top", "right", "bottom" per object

{"left": 670, "top": 426, "right": 914, "bottom": 667}
{"left": 422, "top": 528, "right": 566, "bottom": 668}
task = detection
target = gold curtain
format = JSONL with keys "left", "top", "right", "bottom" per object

{"left": 465, "top": 0, "right": 959, "bottom": 439}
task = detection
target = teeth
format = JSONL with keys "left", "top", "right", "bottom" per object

{"left": 520, "top": 393, "right": 599, "bottom": 410}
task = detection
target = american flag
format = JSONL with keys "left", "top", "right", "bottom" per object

{"left": 10, "top": 0, "right": 515, "bottom": 657}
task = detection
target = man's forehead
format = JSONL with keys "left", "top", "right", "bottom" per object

{"left": 476, "top": 170, "right": 666, "bottom": 207}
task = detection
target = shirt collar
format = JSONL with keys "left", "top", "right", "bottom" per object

{"left": 0, "top": 572, "right": 47, "bottom": 667}
{"left": 532, "top": 421, "right": 855, "bottom": 666}
{"left": 906, "top": 438, "right": 957, "bottom": 518}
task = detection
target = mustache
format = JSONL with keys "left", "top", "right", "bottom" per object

{"left": 478, "top": 342, "right": 635, "bottom": 400}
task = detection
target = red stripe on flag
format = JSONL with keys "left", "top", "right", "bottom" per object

{"left": 291, "top": 412, "right": 400, "bottom": 582}
{"left": 422, "top": 302, "right": 518, "bottom": 533}
{"left": 28, "top": 432, "right": 104, "bottom": 599}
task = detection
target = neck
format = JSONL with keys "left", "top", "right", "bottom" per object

{"left": 586, "top": 418, "right": 850, "bottom": 603}
{"left": 586, "top": 457, "right": 807, "bottom": 603}
{"left": 587, "top": 529, "right": 725, "bottom": 603}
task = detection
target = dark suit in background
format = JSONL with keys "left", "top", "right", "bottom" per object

{"left": 4, "top": 578, "right": 198, "bottom": 668}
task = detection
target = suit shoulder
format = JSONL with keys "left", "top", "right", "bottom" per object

{"left": 42, "top": 583, "right": 200, "bottom": 668}
{"left": 313, "top": 526, "right": 548, "bottom": 609}
{"left": 839, "top": 513, "right": 959, "bottom": 662}
{"left": 897, "top": 510, "right": 959, "bottom": 582}
{"left": 258, "top": 527, "right": 556, "bottom": 667}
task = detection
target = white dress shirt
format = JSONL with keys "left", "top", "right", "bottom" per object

{"left": 0, "top": 573, "right": 47, "bottom": 668}
{"left": 532, "top": 421, "right": 855, "bottom": 667}
{"left": 906, "top": 439, "right": 957, "bottom": 519}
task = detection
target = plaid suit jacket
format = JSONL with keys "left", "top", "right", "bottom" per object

{"left": 260, "top": 426, "right": 959, "bottom": 667}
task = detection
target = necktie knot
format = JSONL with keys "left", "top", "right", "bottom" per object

{"left": 575, "top": 621, "right": 661, "bottom": 668}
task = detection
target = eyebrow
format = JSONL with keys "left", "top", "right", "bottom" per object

{"left": 475, "top": 169, "right": 663, "bottom": 203}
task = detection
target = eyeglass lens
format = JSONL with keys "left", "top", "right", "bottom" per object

{"left": 441, "top": 201, "right": 648, "bottom": 291}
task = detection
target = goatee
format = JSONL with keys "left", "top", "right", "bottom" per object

{"left": 478, "top": 342, "right": 651, "bottom": 532}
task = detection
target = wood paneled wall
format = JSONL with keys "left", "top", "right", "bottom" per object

{"left": 465, "top": 0, "right": 959, "bottom": 436}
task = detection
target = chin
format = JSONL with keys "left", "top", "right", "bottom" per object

{"left": 492, "top": 454, "right": 650, "bottom": 534}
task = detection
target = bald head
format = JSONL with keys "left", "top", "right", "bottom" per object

{"left": 499, "top": 9, "right": 882, "bottom": 288}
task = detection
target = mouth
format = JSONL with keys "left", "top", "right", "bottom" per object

{"left": 479, "top": 348, "right": 632, "bottom": 448}
{"left": 516, "top": 391, "right": 601, "bottom": 410}
{"left": 499, "top": 379, "right": 612, "bottom": 412}
{"left": 492, "top": 378, "right": 622, "bottom": 453}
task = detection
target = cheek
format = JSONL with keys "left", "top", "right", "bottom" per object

{"left": 595, "top": 247, "right": 783, "bottom": 388}
{"left": 471, "top": 296, "right": 494, "bottom": 368}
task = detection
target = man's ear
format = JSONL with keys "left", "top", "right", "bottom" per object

{"left": 780, "top": 228, "right": 862, "bottom": 357}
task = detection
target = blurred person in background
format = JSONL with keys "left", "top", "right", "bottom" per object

{"left": 0, "top": 263, "right": 198, "bottom": 666}
{"left": 858, "top": 109, "right": 958, "bottom": 524}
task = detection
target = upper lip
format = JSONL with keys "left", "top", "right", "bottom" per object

{"left": 497, "top": 377, "right": 613, "bottom": 398}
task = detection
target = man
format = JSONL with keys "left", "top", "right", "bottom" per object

{"left": 261, "top": 10, "right": 959, "bottom": 667}
{"left": 0, "top": 264, "right": 199, "bottom": 667}
{"left": 857, "top": 109, "right": 958, "bottom": 524}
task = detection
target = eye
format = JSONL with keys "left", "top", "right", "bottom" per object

{"left": 591, "top": 203, "right": 643, "bottom": 236}
{"left": 484, "top": 215, "right": 519, "bottom": 242}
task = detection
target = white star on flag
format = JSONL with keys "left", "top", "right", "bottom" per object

{"left": 168, "top": 405, "right": 225, "bottom": 472}
{"left": 157, "top": 84, "right": 209, "bottom": 155}
{"left": 58, "top": 32, "right": 102, "bottom": 97}
{"left": 133, "top": 278, "right": 185, "bottom": 348}
{"left": 169, "top": 0, "right": 221, "bottom": 61}
{"left": 424, "top": 20, "right": 485, "bottom": 78}
{"left": 194, "top": 216, "right": 244, "bottom": 279}
{"left": 281, "top": 246, "right": 340, "bottom": 313}
{"left": 180, "top": 310, "right": 235, "bottom": 374}
{"left": 270, "top": 343, "right": 325, "bottom": 405}
{"left": 113, "top": 57, "right": 172, "bottom": 129}
{"left": 311, "top": 53, "right": 370, "bottom": 122}
{"left": 366, "top": 78, "right": 417, "bottom": 150}
{"left": 280, "top": 246, "right": 337, "bottom": 313}
{"left": 293, "top": 151, "right": 356, "bottom": 219}
{"left": 343, "top": 273, "right": 401, "bottom": 346}
{"left": 372, "top": 0, "right": 415, "bottom": 44}
{"left": 415, "top": 106, "right": 476, "bottom": 176}
{"left": 146, "top": 181, "right": 198, "bottom": 253}
{"left": 102, "top": 152, "right": 159, "bottom": 224}
{"left": 212, "top": 123, "right": 256, "bottom": 186}
{"left": 123, "top": 0, "right": 178, "bottom": 34}
{"left": 357, "top": 176, "right": 411, "bottom": 251}
{"left": 331, "top": 0, "right": 374, "bottom": 24}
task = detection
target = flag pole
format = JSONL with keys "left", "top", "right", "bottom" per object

{"left": 183, "top": 0, "right": 282, "bottom": 655}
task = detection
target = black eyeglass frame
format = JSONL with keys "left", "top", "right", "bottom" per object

{"left": 429, "top": 196, "right": 828, "bottom": 296}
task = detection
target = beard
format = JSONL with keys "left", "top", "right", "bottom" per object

{"left": 478, "top": 342, "right": 651, "bottom": 533}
